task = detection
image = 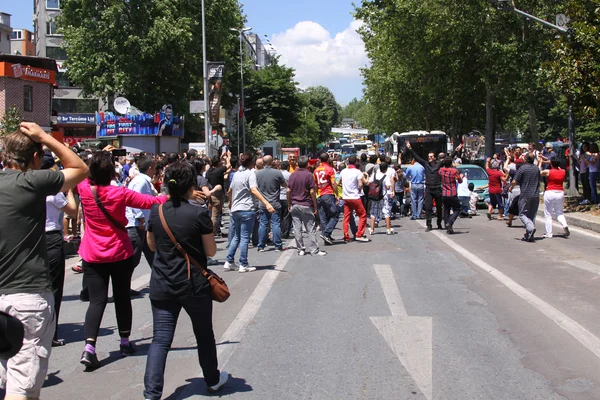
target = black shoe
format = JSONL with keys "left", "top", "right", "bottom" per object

{"left": 321, "top": 235, "right": 334, "bottom": 246}
{"left": 437, "top": 223, "right": 443, "bottom": 230}
{"left": 130, "top": 289, "right": 142, "bottom": 298}
{"left": 52, "top": 339, "right": 65, "bottom": 347}
{"left": 120, "top": 342, "right": 136, "bottom": 357}
{"left": 425, "top": 226, "right": 432, "bottom": 232}
{"left": 446, "top": 225, "right": 454, "bottom": 234}
{"left": 80, "top": 292, "right": 89, "bottom": 302}
{"left": 80, "top": 350, "right": 100, "bottom": 371}
{"left": 529, "top": 229, "right": 536, "bottom": 242}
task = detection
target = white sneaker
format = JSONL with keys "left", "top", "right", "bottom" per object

{"left": 207, "top": 370, "right": 229, "bottom": 393}
{"left": 542, "top": 233, "right": 553, "bottom": 238}
{"left": 368, "top": 228, "right": 374, "bottom": 235}
{"left": 298, "top": 250, "right": 306, "bottom": 256}
{"left": 311, "top": 250, "right": 327, "bottom": 256}
{"left": 355, "top": 236, "right": 371, "bottom": 242}
{"left": 386, "top": 229, "right": 394, "bottom": 235}
{"left": 239, "top": 265, "right": 257, "bottom": 273}
{"left": 223, "top": 261, "right": 237, "bottom": 271}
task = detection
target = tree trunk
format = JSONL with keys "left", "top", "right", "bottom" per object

{"left": 485, "top": 86, "right": 495, "bottom": 158}
{"left": 527, "top": 92, "right": 539, "bottom": 145}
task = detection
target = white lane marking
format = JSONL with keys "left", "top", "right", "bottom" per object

{"left": 565, "top": 260, "right": 600, "bottom": 276}
{"left": 372, "top": 264, "right": 433, "bottom": 400}
{"left": 420, "top": 221, "right": 600, "bottom": 360}
{"left": 177, "top": 247, "right": 294, "bottom": 399}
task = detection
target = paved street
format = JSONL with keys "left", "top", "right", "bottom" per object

{"left": 41, "top": 212, "right": 600, "bottom": 400}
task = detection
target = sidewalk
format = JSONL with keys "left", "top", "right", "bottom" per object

{"left": 537, "top": 209, "right": 600, "bottom": 234}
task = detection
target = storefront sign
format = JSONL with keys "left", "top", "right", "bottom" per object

{"left": 64, "top": 137, "right": 87, "bottom": 146}
{"left": 0, "top": 62, "right": 56, "bottom": 85}
{"left": 56, "top": 114, "right": 95, "bottom": 124}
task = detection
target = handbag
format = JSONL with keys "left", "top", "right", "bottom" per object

{"left": 158, "top": 204, "right": 230, "bottom": 303}
{"left": 90, "top": 186, "right": 127, "bottom": 232}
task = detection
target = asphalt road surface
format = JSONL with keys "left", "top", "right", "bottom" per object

{"left": 35, "top": 212, "right": 600, "bottom": 399}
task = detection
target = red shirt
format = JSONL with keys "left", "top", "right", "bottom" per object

{"left": 438, "top": 167, "right": 462, "bottom": 197}
{"left": 486, "top": 168, "right": 504, "bottom": 194}
{"left": 547, "top": 168, "right": 566, "bottom": 191}
{"left": 314, "top": 163, "right": 335, "bottom": 196}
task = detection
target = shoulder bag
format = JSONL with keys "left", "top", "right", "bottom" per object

{"left": 90, "top": 185, "right": 127, "bottom": 232}
{"left": 158, "top": 204, "right": 230, "bottom": 303}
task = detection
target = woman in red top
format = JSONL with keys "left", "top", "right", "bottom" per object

{"left": 477, "top": 158, "right": 508, "bottom": 220}
{"left": 540, "top": 158, "right": 569, "bottom": 238}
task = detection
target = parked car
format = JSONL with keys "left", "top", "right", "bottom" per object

{"left": 457, "top": 164, "right": 489, "bottom": 206}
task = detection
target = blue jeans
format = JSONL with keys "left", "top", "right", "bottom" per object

{"left": 258, "top": 208, "right": 282, "bottom": 249}
{"left": 227, "top": 214, "right": 236, "bottom": 248}
{"left": 143, "top": 295, "right": 219, "bottom": 400}
{"left": 590, "top": 171, "right": 598, "bottom": 204}
{"left": 318, "top": 194, "right": 340, "bottom": 237}
{"left": 227, "top": 210, "right": 256, "bottom": 266}
{"left": 410, "top": 183, "right": 425, "bottom": 218}
{"left": 338, "top": 200, "right": 357, "bottom": 235}
{"left": 459, "top": 196, "right": 470, "bottom": 215}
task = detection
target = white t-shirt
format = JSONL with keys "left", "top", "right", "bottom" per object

{"left": 457, "top": 177, "right": 470, "bottom": 197}
{"left": 46, "top": 193, "right": 68, "bottom": 232}
{"left": 340, "top": 167, "right": 364, "bottom": 200}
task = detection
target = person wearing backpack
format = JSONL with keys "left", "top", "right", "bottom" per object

{"left": 368, "top": 162, "right": 395, "bottom": 235}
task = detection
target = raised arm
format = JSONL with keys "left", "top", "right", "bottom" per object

{"left": 406, "top": 140, "right": 427, "bottom": 166}
{"left": 20, "top": 122, "right": 89, "bottom": 192}
{"left": 123, "top": 187, "right": 167, "bottom": 209}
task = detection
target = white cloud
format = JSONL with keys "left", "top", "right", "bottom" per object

{"left": 271, "top": 20, "right": 369, "bottom": 94}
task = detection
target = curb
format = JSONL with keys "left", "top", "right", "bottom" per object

{"left": 537, "top": 210, "right": 600, "bottom": 235}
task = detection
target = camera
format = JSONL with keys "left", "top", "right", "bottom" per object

{"left": 111, "top": 148, "right": 127, "bottom": 157}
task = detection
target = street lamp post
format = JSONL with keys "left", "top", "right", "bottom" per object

{"left": 201, "top": 0, "right": 211, "bottom": 157}
{"left": 236, "top": 94, "right": 240, "bottom": 155}
{"left": 491, "top": 0, "right": 577, "bottom": 196}
{"left": 231, "top": 27, "right": 252, "bottom": 153}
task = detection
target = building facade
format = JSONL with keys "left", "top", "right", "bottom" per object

{"left": 10, "top": 29, "right": 35, "bottom": 56}
{"left": 0, "top": 54, "right": 57, "bottom": 131}
{"left": 245, "top": 34, "right": 273, "bottom": 70}
{"left": 34, "top": 0, "right": 98, "bottom": 144}
{"left": 0, "top": 13, "right": 12, "bottom": 54}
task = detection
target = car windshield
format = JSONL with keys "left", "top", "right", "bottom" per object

{"left": 460, "top": 167, "right": 488, "bottom": 180}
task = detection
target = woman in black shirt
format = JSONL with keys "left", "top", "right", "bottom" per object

{"left": 144, "top": 162, "right": 228, "bottom": 398}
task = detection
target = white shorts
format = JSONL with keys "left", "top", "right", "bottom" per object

{"left": 370, "top": 196, "right": 392, "bottom": 219}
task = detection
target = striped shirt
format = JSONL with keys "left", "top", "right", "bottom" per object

{"left": 438, "top": 167, "right": 462, "bottom": 197}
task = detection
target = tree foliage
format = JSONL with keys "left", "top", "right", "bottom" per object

{"left": 59, "top": 0, "right": 244, "bottom": 114}
{"left": 0, "top": 105, "right": 22, "bottom": 136}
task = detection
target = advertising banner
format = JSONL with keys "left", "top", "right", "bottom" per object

{"left": 95, "top": 105, "right": 183, "bottom": 137}
{"left": 0, "top": 62, "right": 56, "bottom": 85}
{"left": 208, "top": 62, "right": 225, "bottom": 126}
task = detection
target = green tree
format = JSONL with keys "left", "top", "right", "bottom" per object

{"left": 244, "top": 58, "right": 302, "bottom": 139}
{"left": 245, "top": 117, "right": 278, "bottom": 152}
{"left": 59, "top": 0, "right": 244, "bottom": 115}
{"left": 0, "top": 105, "right": 22, "bottom": 136}
{"left": 301, "top": 86, "right": 339, "bottom": 145}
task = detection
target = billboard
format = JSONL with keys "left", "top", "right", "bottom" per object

{"left": 56, "top": 114, "right": 95, "bottom": 124}
{"left": 208, "top": 62, "right": 224, "bottom": 126}
{"left": 95, "top": 105, "right": 183, "bottom": 137}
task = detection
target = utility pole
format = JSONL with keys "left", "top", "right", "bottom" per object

{"left": 201, "top": 0, "right": 211, "bottom": 157}
{"left": 231, "top": 27, "right": 252, "bottom": 153}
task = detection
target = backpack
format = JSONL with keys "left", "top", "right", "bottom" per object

{"left": 368, "top": 174, "right": 385, "bottom": 201}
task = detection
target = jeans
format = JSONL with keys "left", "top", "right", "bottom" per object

{"left": 46, "top": 231, "right": 64, "bottom": 340}
{"left": 458, "top": 196, "right": 470, "bottom": 215}
{"left": 210, "top": 192, "right": 224, "bottom": 235}
{"left": 317, "top": 194, "right": 340, "bottom": 237}
{"left": 227, "top": 210, "right": 256, "bottom": 266}
{"left": 580, "top": 171, "right": 591, "bottom": 201}
{"left": 442, "top": 196, "right": 461, "bottom": 228}
{"left": 338, "top": 200, "right": 357, "bottom": 235}
{"left": 589, "top": 171, "right": 598, "bottom": 204}
{"left": 258, "top": 208, "right": 282, "bottom": 249}
{"left": 143, "top": 295, "right": 219, "bottom": 400}
{"left": 83, "top": 257, "right": 135, "bottom": 342}
{"left": 280, "top": 199, "right": 292, "bottom": 238}
{"left": 291, "top": 205, "right": 319, "bottom": 253}
{"left": 127, "top": 227, "right": 155, "bottom": 268}
{"left": 410, "top": 183, "right": 425, "bottom": 218}
{"left": 424, "top": 189, "right": 443, "bottom": 227}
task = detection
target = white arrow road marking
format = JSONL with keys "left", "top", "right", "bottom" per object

{"left": 371, "top": 264, "right": 433, "bottom": 400}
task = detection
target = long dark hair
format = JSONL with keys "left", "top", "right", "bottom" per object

{"left": 165, "top": 161, "right": 196, "bottom": 201}
{"left": 89, "top": 151, "right": 116, "bottom": 186}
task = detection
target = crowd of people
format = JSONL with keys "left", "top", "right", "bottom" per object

{"left": 0, "top": 120, "right": 596, "bottom": 399}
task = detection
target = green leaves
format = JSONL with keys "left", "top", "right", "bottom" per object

{"left": 0, "top": 105, "right": 21, "bottom": 137}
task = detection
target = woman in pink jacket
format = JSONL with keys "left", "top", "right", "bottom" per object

{"left": 77, "top": 151, "right": 166, "bottom": 371}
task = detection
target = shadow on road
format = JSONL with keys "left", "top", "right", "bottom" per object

{"left": 56, "top": 322, "right": 115, "bottom": 344}
{"left": 42, "top": 370, "right": 64, "bottom": 388}
{"left": 164, "top": 375, "right": 253, "bottom": 399}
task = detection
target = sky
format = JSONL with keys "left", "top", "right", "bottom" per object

{"left": 3, "top": 0, "right": 368, "bottom": 104}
